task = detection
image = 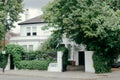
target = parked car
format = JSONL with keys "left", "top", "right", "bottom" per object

{"left": 112, "top": 61, "right": 120, "bottom": 68}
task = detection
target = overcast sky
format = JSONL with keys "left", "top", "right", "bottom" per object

{"left": 22, "top": 0, "right": 51, "bottom": 20}
{"left": 12, "top": 0, "right": 51, "bottom": 33}
{"left": 23, "top": 0, "right": 51, "bottom": 9}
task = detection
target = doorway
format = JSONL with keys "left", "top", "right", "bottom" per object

{"left": 10, "top": 55, "right": 14, "bottom": 69}
{"left": 78, "top": 51, "right": 85, "bottom": 65}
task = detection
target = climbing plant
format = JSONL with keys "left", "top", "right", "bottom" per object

{"left": 0, "top": 44, "right": 24, "bottom": 68}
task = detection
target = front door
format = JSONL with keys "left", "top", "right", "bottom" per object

{"left": 78, "top": 51, "right": 85, "bottom": 65}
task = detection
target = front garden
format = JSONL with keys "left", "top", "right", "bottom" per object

{"left": 0, "top": 44, "right": 56, "bottom": 70}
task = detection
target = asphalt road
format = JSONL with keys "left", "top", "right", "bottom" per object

{"left": 0, "top": 75, "right": 80, "bottom": 80}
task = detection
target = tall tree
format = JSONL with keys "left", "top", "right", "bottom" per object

{"left": 43, "top": 0, "right": 120, "bottom": 73}
{"left": 0, "top": 0, "right": 23, "bottom": 48}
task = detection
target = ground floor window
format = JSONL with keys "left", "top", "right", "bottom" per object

{"left": 22, "top": 45, "right": 33, "bottom": 51}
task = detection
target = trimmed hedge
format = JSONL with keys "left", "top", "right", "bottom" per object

{"left": 16, "top": 60, "right": 51, "bottom": 70}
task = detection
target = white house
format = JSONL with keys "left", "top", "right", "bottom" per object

{"left": 10, "top": 15, "right": 95, "bottom": 72}
{"left": 10, "top": 16, "right": 51, "bottom": 51}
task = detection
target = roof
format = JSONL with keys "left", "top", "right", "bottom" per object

{"left": 18, "top": 16, "right": 47, "bottom": 25}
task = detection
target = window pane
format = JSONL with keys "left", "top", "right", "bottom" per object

{"left": 28, "top": 45, "right": 33, "bottom": 51}
{"left": 32, "top": 27, "right": 37, "bottom": 32}
{"left": 27, "top": 27, "right": 31, "bottom": 32}
{"left": 22, "top": 45, "right": 27, "bottom": 51}
{"left": 33, "top": 32, "right": 37, "bottom": 36}
{"left": 27, "top": 32, "right": 31, "bottom": 36}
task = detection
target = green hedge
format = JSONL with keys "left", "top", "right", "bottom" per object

{"left": 0, "top": 52, "right": 8, "bottom": 69}
{"left": 93, "top": 52, "right": 111, "bottom": 73}
{"left": 16, "top": 60, "right": 51, "bottom": 70}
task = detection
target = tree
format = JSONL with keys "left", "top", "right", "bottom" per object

{"left": 0, "top": 0, "right": 23, "bottom": 42}
{"left": 38, "top": 31, "right": 62, "bottom": 53}
{"left": 43, "top": 0, "right": 120, "bottom": 73}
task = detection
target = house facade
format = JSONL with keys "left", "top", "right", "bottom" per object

{"left": 10, "top": 16, "right": 95, "bottom": 72}
{"left": 10, "top": 16, "right": 51, "bottom": 51}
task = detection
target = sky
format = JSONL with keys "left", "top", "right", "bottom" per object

{"left": 12, "top": 0, "right": 51, "bottom": 33}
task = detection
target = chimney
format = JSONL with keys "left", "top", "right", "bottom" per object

{"left": 25, "top": 9, "right": 29, "bottom": 20}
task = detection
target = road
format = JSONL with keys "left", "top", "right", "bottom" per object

{"left": 0, "top": 75, "right": 80, "bottom": 80}
{"left": 0, "top": 74, "right": 120, "bottom": 80}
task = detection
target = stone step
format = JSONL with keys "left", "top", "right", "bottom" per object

{"left": 67, "top": 65, "right": 85, "bottom": 71}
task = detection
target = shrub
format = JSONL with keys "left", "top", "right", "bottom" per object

{"left": 93, "top": 52, "right": 112, "bottom": 73}
{"left": 22, "top": 50, "right": 56, "bottom": 61}
{"left": 0, "top": 52, "right": 8, "bottom": 69}
{"left": 16, "top": 60, "right": 51, "bottom": 70}
{"left": 0, "top": 44, "right": 24, "bottom": 68}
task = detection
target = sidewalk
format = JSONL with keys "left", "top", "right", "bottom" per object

{"left": 0, "top": 69, "right": 120, "bottom": 80}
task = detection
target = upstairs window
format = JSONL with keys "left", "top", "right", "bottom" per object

{"left": 32, "top": 27, "right": 37, "bottom": 36}
{"left": 26, "top": 27, "right": 31, "bottom": 36}
{"left": 27, "top": 32, "right": 31, "bottom": 36}
{"left": 32, "top": 32, "right": 37, "bottom": 36}
{"left": 26, "top": 26, "right": 37, "bottom": 36}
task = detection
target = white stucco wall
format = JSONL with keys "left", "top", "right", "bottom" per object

{"left": 11, "top": 40, "right": 41, "bottom": 50}
{"left": 48, "top": 51, "right": 63, "bottom": 72}
{"left": 20, "top": 23, "right": 51, "bottom": 37}
{"left": 85, "top": 51, "right": 95, "bottom": 73}
{"left": 10, "top": 23, "right": 52, "bottom": 51}
{"left": 73, "top": 50, "right": 79, "bottom": 65}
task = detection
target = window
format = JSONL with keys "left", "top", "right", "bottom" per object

{"left": 28, "top": 45, "right": 33, "bottom": 51}
{"left": 26, "top": 26, "right": 37, "bottom": 36}
{"left": 22, "top": 45, "right": 27, "bottom": 51}
{"left": 26, "top": 27, "right": 31, "bottom": 36}
{"left": 32, "top": 32, "right": 37, "bottom": 36}
{"left": 27, "top": 27, "right": 31, "bottom": 32}
{"left": 32, "top": 27, "right": 37, "bottom": 36}
{"left": 27, "top": 32, "right": 31, "bottom": 36}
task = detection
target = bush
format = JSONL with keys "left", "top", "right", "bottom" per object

{"left": 22, "top": 50, "right": 56, "bottom": 61}
{"left": 93, "top": 52, "right": 112, "bottom": 73}
{"left": 0, "top": 52, "right": 8, "bottom": 69}
{"left": 16, "top": 60, "right": 51, "bottom": 70}
{"left": 0, "top": 44, "right": 24, "bottom": 68}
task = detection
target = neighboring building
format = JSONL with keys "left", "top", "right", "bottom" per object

{"left": 10, "top": 16, "right": 52, "bottom": 51}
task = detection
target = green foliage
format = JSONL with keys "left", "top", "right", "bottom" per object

{"left": 39, "top": 32, "right": 62, "bottom": 53}
{"left": 57, "top": 44, "right": 68, "bottom": 71}
{"left": 43, "top": 0, "right": 120, "bottom": 73}
{"left": 0, "top": 0, "right": 23, "bottom": 41}
{"left": 0, "top": 52, "right": 8, "bottom": 69}
{"left": 0, "top": 44, "right": 24, "bottom": 68}
{"left": 16, "top": 60, "right": 51, "bottom": 70}
{"left": 0, "top": 0, "right": 23, "bottom": 31}
{"left": 5, "top": 44, "right": 24, "bottom": 65}
{"left": 105, "top": 0, "right": 120, "bottom": 11}
{"left": 23, "top": 50, "right": 56, "bottom": 61}
{"left": 93, "top": 52, "right": 112, "bottom": 73}
{"left": 0, "top": 23, "right": 4, "bottom": 41}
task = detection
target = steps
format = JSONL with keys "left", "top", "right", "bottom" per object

{"left": 67, "top": 65, "right": 85, "bottom": 71}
